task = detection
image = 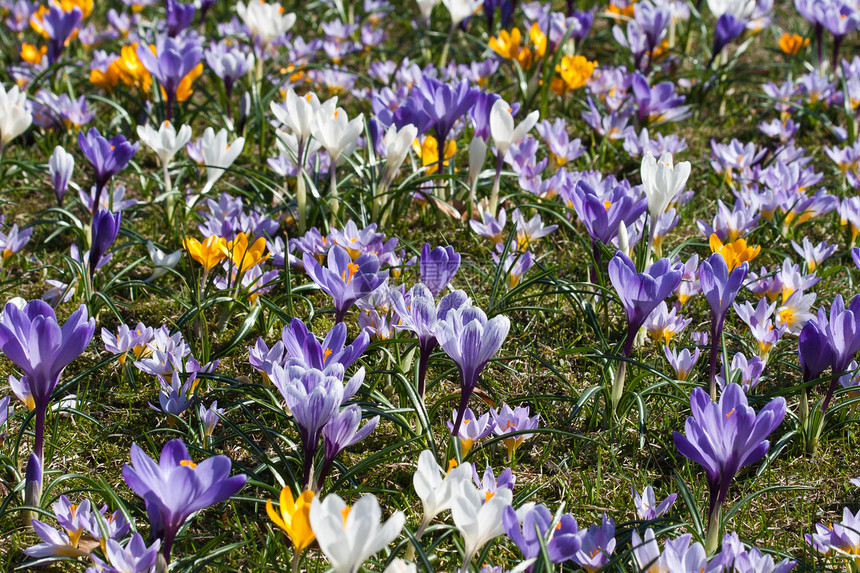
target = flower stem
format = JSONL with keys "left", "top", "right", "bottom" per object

{"left": 488, "top": 154, "right": 504, "bottom": 215}
{"left": 705, "top": 502, "right": 722, "bottom": 554}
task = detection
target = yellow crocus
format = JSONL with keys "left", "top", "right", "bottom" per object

{"left": 488, "top": 28, "right": 523, "bottom": 61}
{"left": 552, "top": 55, "right": 597, "bottom": 95}
{"left": 223, "top": 232, "right": 269, "bottom": 273}
{"left": 185, "top": 235, "right": 228, "bottom": 271}
{"left": 266, "top": 488, "right": 315, "bottom": 553}
{"left": 20, "top": 43, "right": 46, "bottom": 65}
{"left": 413, "top": 135, "right": 457, "bottom": 175}
{"left": 709, "top": 234, "right": 761, "bottom": 272}
{"left": 779, "top": 33, "right": 809, "bottom": 55}
{"left": 114, "top": 44, "right": 153, "bottom": 93}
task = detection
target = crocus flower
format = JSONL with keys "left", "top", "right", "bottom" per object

{"left": 236, "top": 0, "right": 296, "bottom": 48}
{"left": 137, "top": 36, "right": 202, "bottom": 119}
{"left": 303, "top": 246, "right": 389, "bottom": 323}
{"left": 413, "top": 450, "right": 472, "bottom": 537}
{"left": 165, "top": 0, "right": 195, "bottom": 36}
{"left": 699, "top": 252, "right": 748, "bottom": 399}
{"left": 572, "top": 514, "right": 616, "bottom": 573}
{"left": 270, "top": 364, "right": 365, "bottom": 489}
{"left": 0, "top": 83, "right": 33, "bottom": 151}
{"left": 48, "top": 145, "right": 74, "bottom": 206}
{"left": 712, "top": 13, "right": 745, "bottom": 61}
{"left": 491, "top": 404, "right": 539, "bottom": 462}
{"left": 709, "top": 234, "right": 760, "bottom": 272}
{"left": 442, "top": 0, "right": 482, "bottom": 25}
{"left": 420, "top": 244, "right": 461, "bottom": 297}
{"left": 815, "top": 295, "right": 860, "bottom": 412}
{"left": 408, "top": 78, "right": 479, "bottom": 170}
{"left": 632, "top": 485, "right": 677, "bottom": 520}
{"left": 185, "top": 235, "right": 228, "bottom": 272}
{"left": 436, "top": 305, "right": 510, "bottom": 436}
{"left": 146, "top": 241, "right": 181, "bottom": 282}
{"left": 122, "top": 439, "right": 247, "bottom": 561}
{"left": 137, "top": 121, "right": 192, "bottom": 167}
{"left": 640, "top": 151, "right": 691, "bottom": 252}
{"left": 447, "top": 407, "right": 494, "bottom": 455}
{"left": 673, "top": 384, "right": 786, "bottom": 552}
{"left": 193, "top": 127, "right": 246, "bottom": 196}
{"left": 503, "top": 504, "right": 577, "bottom": 570}
{"left": 39, "top": 4, "right": 82, "bottom": 65}
{"left": 309, "top": 493, "right": 405, "bottom": 573}
{"left": 317, "top": 405, "right": 379, "bottom": 489}
{"left": 664, "top": 346, "right": 701, "bottom": 381}
{"left": 609, "top": 251, "right": 683, "bottom": 358}
{"left": 798, "top": 319, "right": 833, "bottom": 384}
{"left": 89, "top": 209, "right": 122, "bottom": 280}
{"left": 451, "top": 477, "right": 515, "bottom": 573}
{"left": 24, "top": 518, "right": 90, "bottom": 559}
{"left": 89, "top": 533, "right": 161, "bottom": 573}
{"left": 266, "top": 487, "right": 315, "bottom": 554}
{"left": 77, "top": 128, "right": 138, "bottom": 221}
{"left": 198, "top": 401, "right": 224, "bottom": 437}
{"left": 569, "top": 180, "right": 647, "bottom": 249}
{"left": 223, "top": 232, "right": 269, "bottom": 273}
{"left": 0, "top": 224, "right": 33, "bottom": 266}
{"left": 279, "top": 318, "right": 370, "bottom": 372}
{"left": 0, "top": 300, "right": 94, "bottom": 475}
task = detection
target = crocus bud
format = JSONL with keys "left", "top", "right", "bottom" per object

{"left": 468, "top": 137, "right": 487, "bottom": 193}
{"left": 90, "top": 209, "right": 122, "bottom": 277}
{"left": 48, "top": 146, "right": 74, "bottom": 206}
{"left": 25, "top": 453, "right": 42, "bottom": 508}
{"left": 618, "top": 221, "right": 630, "bottom": 256}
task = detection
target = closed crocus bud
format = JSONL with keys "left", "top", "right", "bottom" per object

{"left": 197, "top": 127, "right": 245, "bottom": 195}
{"left": 618, "top": 221, "right": 630, "bottom": 256}
{"left": 90, "top": 209, "right": 122, "bottom": 276}
{"left": 25, "top": 453, "right": 42, "bottom": 508}
{"left": 640, "top": 151, "right": 691, "bottom": 225}
{"left": 48, "top": 146, "right": 74, "bottom": 206}
{"left": 442, "top": 0, "right": 482, "bottom": 26}
{"left": 469, "top": 136, "right": 487, "bottom": 192}
{"left": 416, "top": 0, "right": 439, "bottom": 21}
{"left": 489, "top": 99, "right": 539, "bottom": 158}
{"left": 381, "top": 123, "right": 418, "bottom": 188}
{"left": 798, "top": 320, "right": 833, "bottom": 383}
{"left": 237, "top": 92, "right": 252, "bottom": 134}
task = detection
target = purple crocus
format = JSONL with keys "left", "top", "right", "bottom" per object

{"left": 165, "top": 0, "right": 195, "bottom": 36}
{"left": 89, "top": 209, "right": 122, "bottom": 280}
{"left": 77, "top": 128, "right": 138, "bottom": 227}
{"left": 392, "top": 284, "right": 471, "bottom": 399}
{"left": 303, "top": 246, "right": 389, "bottom": 323}
{"left": 798, "top": 319, "right": 834, "bottom": 384}
{"left": 408, "top": 78, "right": 479, "bottom": 170}
{"left": 0, "top": 300, "right": 94, "bottom": 475}
{"left": 814, "top": 295, "right": 860, "bottom": 412}
{"left": 317, "top": 404, "right": 379, "bottom": 490}
{"left": 280, "top": 318, "right": 370, "bottom": 372}
{"left": 40, "top": 4, "right": 82, "bottom": 65}
{"left": 673, "top": 384, "right": 786, "bottom": 552}
{"left": 436, "top": 305, "right": 510, "bottom": 436}
{"left": 712, "top": 14, "right": 745, "bottom": 64}
{"left": 502, "top": 504, "right": 581, "bottom": 570}
{"left": 137, "top": 36, "right": 203, "bottom": 120}
{"left": 632, "top": 485, "right": 677, "bottom": 520}
{"left": 608, "top": 251, "right": 683, "bottom": 358}
{"left": 122, "top": 439, "right": 246, "bottom": 562}
{"left": 420, "top": 243, "right": 461, "bottom": 297}
{"left": 48, "top": 146, "right": 74, "bottom": 206}
{"left": 269, "top": 364, "right": 365, "bottom": 489}
{"left": 699, "top": 253, "right": 748, "bottom": 400}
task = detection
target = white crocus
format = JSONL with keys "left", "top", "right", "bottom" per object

{"left": 313, "top": 106, "right": 363, "bottom": 220}
{"left": 450, "top": 478, "right": 514, "bottom": 573}
{"left": 313, "top": 107, "right": 364, "bottom": 167}
{"left": 706, "top": 0, "right": 755, "bottom": 19}
{"left": 0, "top": 84, "right": 32, "bottom": 151}
{"left": 441, "top": 0, "right": 481, "bottom": 26}
{"left": 640, "top": 151, "right": 690, "bottom": 252}
{"left": 489, "top": 100, "right": 539, "bottom": 158}
{"left": 413, "top": 451, "right": 472, "bottom": 537}
{"left": 198, "top": 127, "right": 245, "bottom": 196}
{"left": 236, "top": 0, "right": 296, "bottom": 46}
{"left": 309, "top": 493, "right": 405, "bottom": 573}
{"left": 136, "top": 121, "right": 192, "bottom": 167}
{"left": 146, "top": 241, "right": 181, "bottom": 282}
{"left": 416, "top": 0, "right": 439, "bottom": 21}
{"left": 270, "top": 89, "right": 328, "bottom": 147}
{"left": 488, "top": 99, "right": 539, "bottom": 213}
{"left": 374, "top": 123, "right": 418, "bottom": 221}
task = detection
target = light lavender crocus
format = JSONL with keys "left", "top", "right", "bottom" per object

{"left": 436, "top": 305, "right": 510, "bottom": 436}
{"left": 673, "top": 384, "right": 786, "bottom": 552}
{"left": 392, "top": 283, "right": 470, "bottom": 400}
{"left": 303, "top": 246, "right": 389, "bottom": 323}
{"left": 699, "top": 253, "right": 748, "bottom": 400}
{"left": 0, "top": 300, "right": 94, "bottom": 504}
{"left": 122, "top": 439, "right": 246, "bottom": 562}
{"left": 420, "top": 243, "right": 461, "bottom": 297}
